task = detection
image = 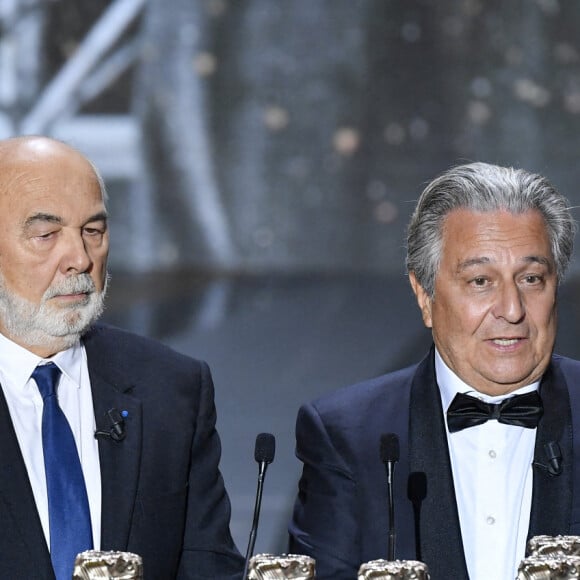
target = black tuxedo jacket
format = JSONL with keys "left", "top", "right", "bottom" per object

{"left": 289, "top": 348, "right": 580, "bottom": 580}
{"left": 0, "top": 323, "right": 244, "bottom": 579}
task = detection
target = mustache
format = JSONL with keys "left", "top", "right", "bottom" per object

{"left": 43, "top": 274, "right": 97, "bottom": 300}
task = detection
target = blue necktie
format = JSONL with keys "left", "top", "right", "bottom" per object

{"left": 33, "top": 362, "right": 93, "bottom": 580}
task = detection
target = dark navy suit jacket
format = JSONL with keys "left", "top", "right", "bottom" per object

{"left": 289, "top": 348, "right": 580, "bottom": 579}
{"left": 0, "top": 323, "right": 244, "bottom": 579}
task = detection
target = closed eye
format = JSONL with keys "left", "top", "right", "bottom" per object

{"left": 34, "top": 230, "right": 57, "bottom": 240}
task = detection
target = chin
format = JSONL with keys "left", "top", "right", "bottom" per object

{"left": 53, "top": 295, "right": 104, "bottom": 333}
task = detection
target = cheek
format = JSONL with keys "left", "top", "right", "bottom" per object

{"left": 434, "top": 298, "right": 489, "bottom": 339}
{"left": 528, "top": 296, "right": 557, "bottom": 333}
{"left": 89, "top": 251, "right": 108, "bottom": 287}
{"left": 90, "top": 240, "right": 109, "bottom": 266}
{"left": 535, "top": 308, "right": 558, "bottom": 343}
{"left": 1, "top": 268, "right": 52, "bottom": 302}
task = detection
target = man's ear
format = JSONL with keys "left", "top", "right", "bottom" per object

{"left": 409, "top": 271, "right": 433, "bottom": 328}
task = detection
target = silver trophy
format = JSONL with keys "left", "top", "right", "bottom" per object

{"left": 528, "top": 536, "right": 580, "bottom": 558}
{"left": 246, "top": 553, "right": 315, "bottom": 579}
{"left": 72, "top": 550, "right": 143, "bottom": 579}
{"left": 357, "top": 559, "right": 430, "bottom": 579}
{"left": 517, "top": 554, "right": 580, "bottom": 579}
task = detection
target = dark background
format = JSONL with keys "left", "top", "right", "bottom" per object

{"left": 2, "top": 0, "right": 580, "bottom": 555}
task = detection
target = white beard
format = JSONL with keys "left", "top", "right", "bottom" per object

{"left": 0, "top": 272, "right": 108, "bottom": 352}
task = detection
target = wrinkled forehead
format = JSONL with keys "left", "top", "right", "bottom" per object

{"left": 439, "top": 208, "right": 554, "bottom": 265}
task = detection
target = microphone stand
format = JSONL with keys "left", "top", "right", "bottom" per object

{"left": 243, "top": 460, "right": 268, "bottom": 577}
{"left": 387, "top": 460, "right": 396, "bottom": 561}
{"left": 242, "top": 433, "right": 275, "bottom": 579}
{"left": 380, "top": 433, "right": 400, "bottom": 561}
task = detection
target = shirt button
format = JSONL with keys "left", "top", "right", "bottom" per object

{"left": 489, "top": 450, "right": 497, "bottom": 459}
{"left": 486, "top": 516, "right": 496, "bottom": 525}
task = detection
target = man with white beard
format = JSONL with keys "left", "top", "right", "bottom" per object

{"left": 0, "top": 136, "right": 244, "bottom": 580}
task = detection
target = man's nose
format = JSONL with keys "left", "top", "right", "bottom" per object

{"left": 60, "top": 231, "right": 92, "bottom": 274}
{"left": 492, "top": 282, "right": 525, "bottom": 323}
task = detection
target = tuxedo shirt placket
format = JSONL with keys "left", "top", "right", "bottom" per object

{"left": 435, "top": 350, "right": 538, "bottom": 580}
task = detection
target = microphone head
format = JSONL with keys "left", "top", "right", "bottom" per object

{"left": 254, "top": 432, "right": 276, "bottom": 464}
{"left": 380, "top": 433, "right": 400, "bottom": 463}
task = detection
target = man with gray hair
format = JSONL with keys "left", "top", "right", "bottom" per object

{"left": 289, "top": 162, "right": 580, "bottom": 580}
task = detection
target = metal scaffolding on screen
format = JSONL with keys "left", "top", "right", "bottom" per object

{"left": 0, "top": 0, "right": 144, "bottom": 178}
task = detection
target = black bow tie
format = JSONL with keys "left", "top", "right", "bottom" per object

{"left": 446, "top": 391, "right": 543, "bottom": 433}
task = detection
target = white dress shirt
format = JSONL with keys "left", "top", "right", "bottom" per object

{"left": 435, "top": 349, "right": 538, "bottom": 580}
{"left": 0, "top": 333, "right": 102, "bottom": 549}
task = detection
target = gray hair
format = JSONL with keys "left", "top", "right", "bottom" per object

{"left": 88, "top": 157, "right": 109, "bottom": 205}
{"left": 406, "top": 161, "right": 576, "bottom": 297}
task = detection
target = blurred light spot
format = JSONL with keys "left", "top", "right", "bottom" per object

{"left": 409, "top": 117, "right": 429, "bottom": 141}
{"left": 194, "top": 52, "right": 218, "bottom": 76}
{"left": 467, "top": 100, "right": 492, "bottom": 125}
{"left": 554, "top": 43, "right": 579, "bottom": 64}
{"left": 401, "top": 21, "right": 421, "bottom": 43}
{"left": 264, "top": 106, "right": 290, "bottom": 131}
{"left": 513, "top": 78, "right": 551, "bottom": 107}
{"left": 367, "top": 180, "right": 387, "bottom": 201}
{"left": 374, "top": 201, "right": 399, "bottom": 224}
{"left": 534, "top": 0, "right": 560, "bottom": 14}
{"left": 333, "top": 127, "right": 360, "bottom": 156}
{"left": 206, "top": 0, "right": 228, "bottom": 17}
{"left": 384, "top": 123, "right": 406, "bottom": 145}
{"left": 471, "top": 77, "right": 492, "bottom": 99}
{"left": 564, "top": 90, "right": 580, "bottom": 114}
{"left": 253, "top": 227, "right": 274, "bottom": 249}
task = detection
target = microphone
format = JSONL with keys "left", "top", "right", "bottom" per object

{"left": 380, "top": 433, "right": 400, "bottom": 561}
{"left": 94, "top": 409, "right": 127, "bottom": 442}
{"left": 533, "top": 441, "right": 562, "bottom": 477}
{"left": 243, "top": 433, "right": 276, "bottom": 579}
{"left": 544, "top": 441, "right": 562, "bottom": 476}
{"left": 407, "top": 472, "right": 427, "bottom": 562}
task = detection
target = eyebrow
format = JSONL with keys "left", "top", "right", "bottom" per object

{"left": 456, "top": 255, "right": 553, "bottom": 272}
{"left": 24, "top": 213, "right": 62, "bottom": 227}
{"left": 24, "top": 211, "right": 108, "bottom": 228}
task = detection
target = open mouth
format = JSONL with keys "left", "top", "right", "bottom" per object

{"left": 492, "top": 338, "right": 520, "bottom": 346}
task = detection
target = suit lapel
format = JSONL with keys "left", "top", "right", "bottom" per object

{"left": 528, "top": 362, "right": 572, "bottom": 539}
{"left": 409, "top": 350, "right": 469, "bottom": 579}
{"left": 0, "top": 386, "right": 53, "bottom": 574}
{"left": 84, "top": 328, "right": 143, "bottom": 551}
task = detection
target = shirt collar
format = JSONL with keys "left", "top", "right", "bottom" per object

{"left": 435, "top": 347, "right": 540, "bottom": 412}
{"left": 0, "top": 331, "right": 83, "bottom": 391}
